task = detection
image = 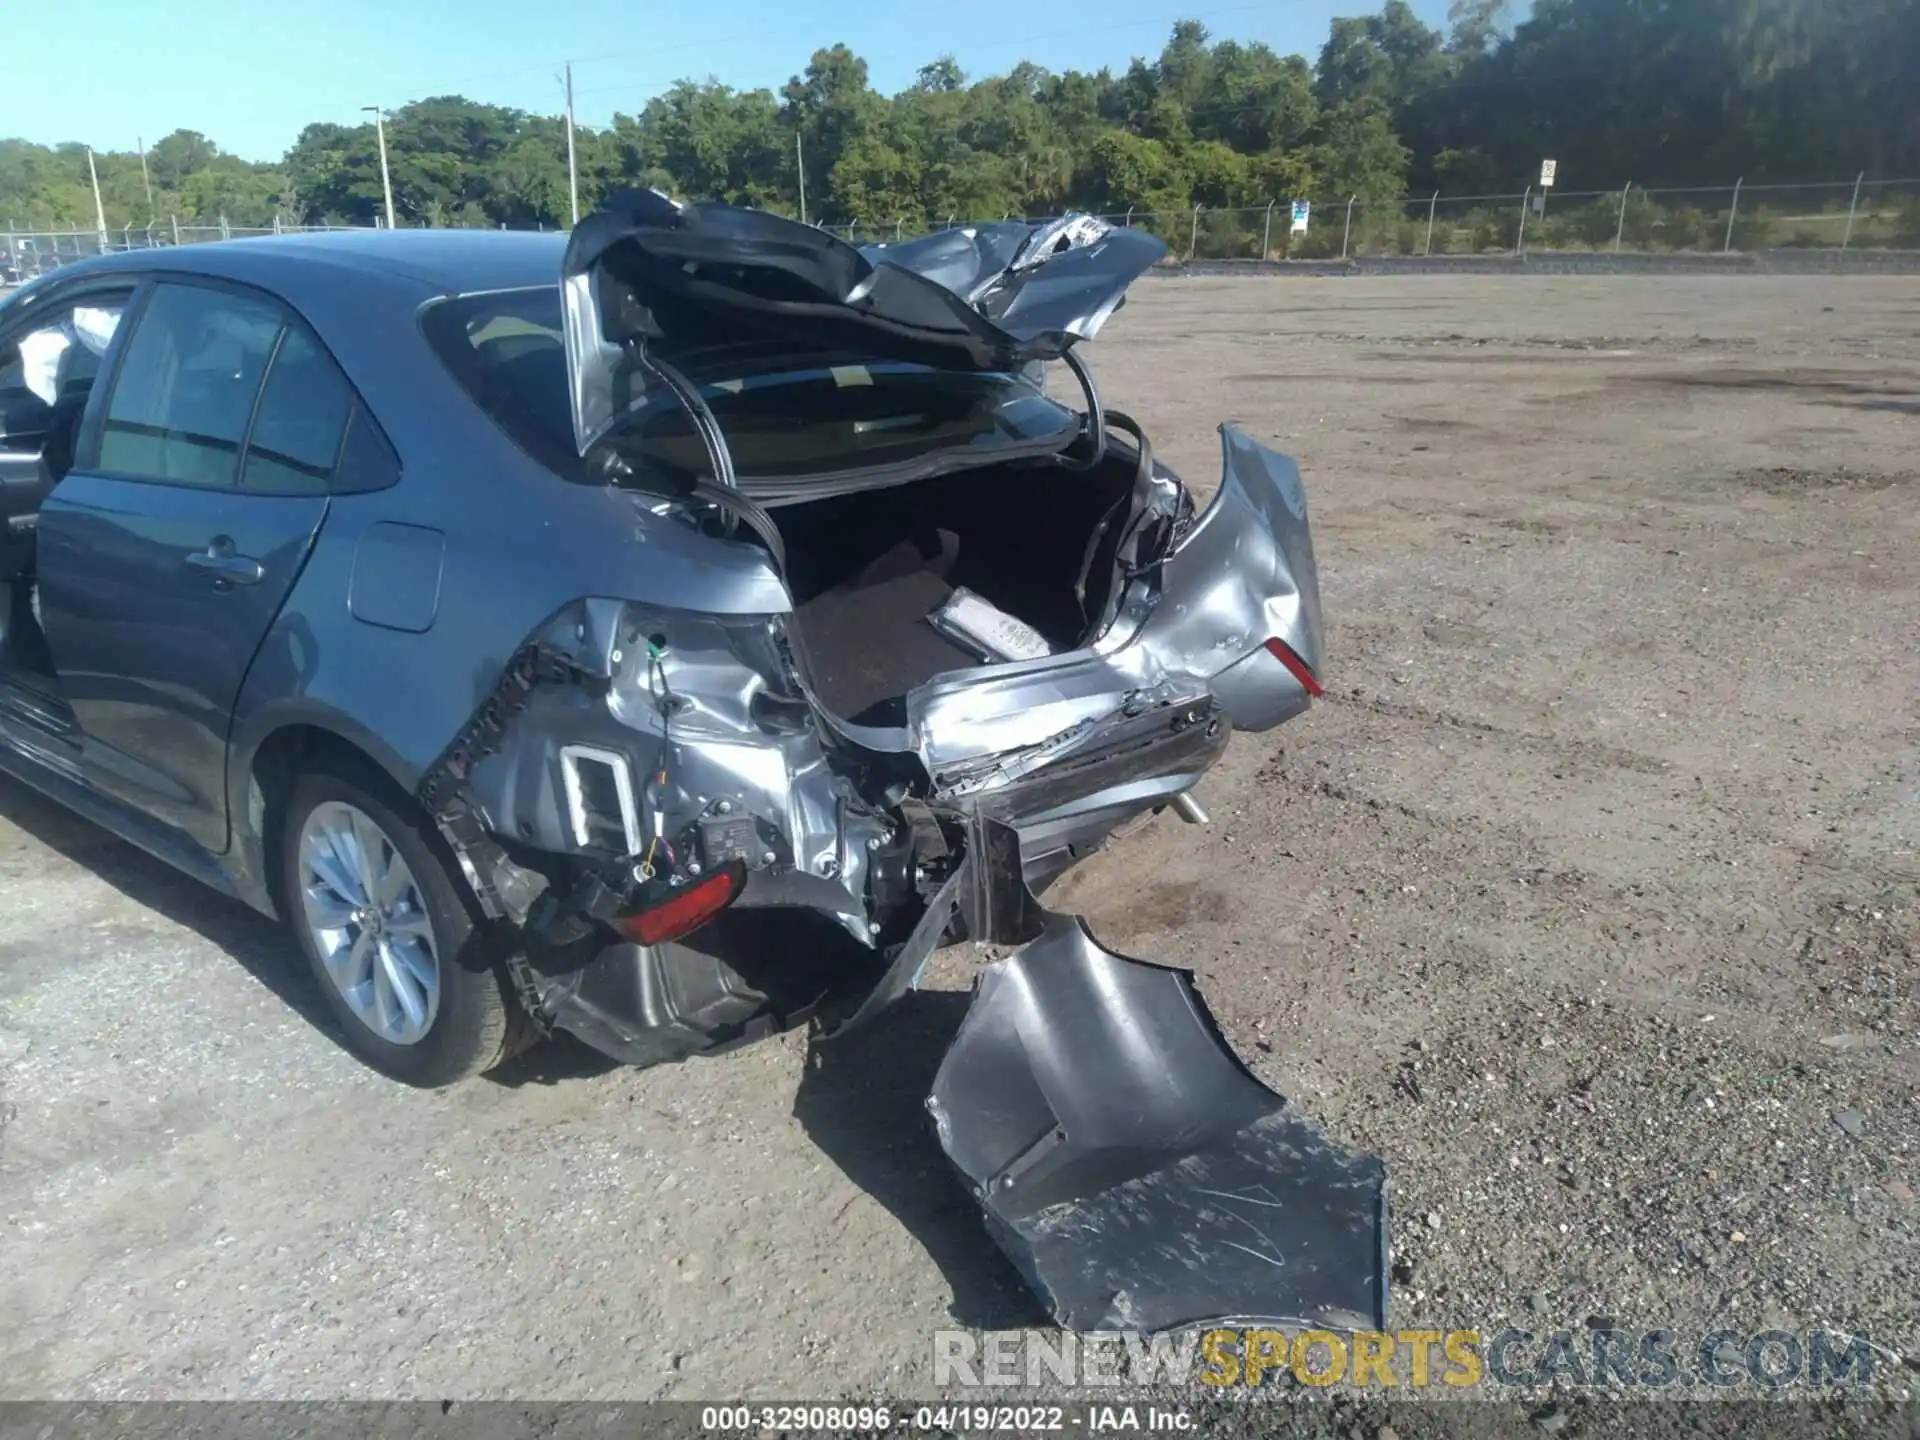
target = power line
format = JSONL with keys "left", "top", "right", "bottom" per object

{"left": 357, "top": 10, "right": 1565, "bottom": 142}
{"left": 567, "top": 0, "right": 1283, "bottom": 85}
{"left": 365, "top": 0, "right": 1314, "bottom": 115}
{"left": 323, "top": 4, "right": 1811, "bottom": 189}
{"left": 565, "top": 1, "right": 1281, "bottom": 103}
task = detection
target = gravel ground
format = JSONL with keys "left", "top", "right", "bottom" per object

{"left": 0, "top": 275, "right": 1915, "bottom": 1406}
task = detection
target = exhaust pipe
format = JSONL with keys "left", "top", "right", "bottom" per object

{"left": 1171, "top": 792, "right": 1210, "bottom": 825}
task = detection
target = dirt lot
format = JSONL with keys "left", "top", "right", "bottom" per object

{"left": 0, "top": 275, "right": 1915, "bottom": 1403}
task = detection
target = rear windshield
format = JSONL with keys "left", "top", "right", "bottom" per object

{"left": 421, "top": 286, "right": 1077, "bottom": 482}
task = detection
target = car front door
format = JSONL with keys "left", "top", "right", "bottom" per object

{"left": 0, "top": 286, "right": 133, "bottom": 603}
{"left": 35, "top": 277, "right": 353, "bottom": 850}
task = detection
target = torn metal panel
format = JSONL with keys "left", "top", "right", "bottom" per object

{"left": 928, "top": 914, "right": 1388, "bottom": 1334}
{"left": 1158, "top": 426, "right": 1324, "bottom": 728}
{"left": 859, "top": 215, "right": 1163, "bottom": 348}
{"left": 428, "top": 599, "right": 887, "bottom": 947}
{"left": 824, "top": 863, "right": 968, "bottom": 1038}
{"left": 900, "top": 425, "right": 1323, "bottom": 781}
{"left": 540, "top": 934, "right": 796, "bottom": 1067}
{"left": 561, "top": 190, "right": 1167, "bottom": 457}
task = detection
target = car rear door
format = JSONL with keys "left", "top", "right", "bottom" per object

{"left": 35, "top": 277, "right": 354, "bottom": 850}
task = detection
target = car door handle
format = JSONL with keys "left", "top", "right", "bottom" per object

{"left": 185, "top": 540, "right": 265, "bottom": 586}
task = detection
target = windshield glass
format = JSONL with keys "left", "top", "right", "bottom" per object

{"left": 422, "top": 286, "right": 1077, "bottom": 484}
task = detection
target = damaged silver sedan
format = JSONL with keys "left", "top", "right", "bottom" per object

{"left": 0, "top": 194, "right": 1383, "bottom": 1333}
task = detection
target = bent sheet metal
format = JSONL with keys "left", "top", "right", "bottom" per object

{"left": 832, "top": 816, "right": 1387, "bottom": 1335}
{"left": 927, "top": 911, "right": 1388, "bottom": 1334}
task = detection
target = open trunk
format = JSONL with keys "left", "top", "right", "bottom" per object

{"left": 774, "top": 451, "right": 1143, "bottom": 724}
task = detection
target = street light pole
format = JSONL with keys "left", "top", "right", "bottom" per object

{"left": 85, "top": 147, "right": 109, "bottom": 253}
{"left": 795, "top": 130, "right": 807, "bottom": 225}
{"left": 563, "top": 62, "right": 580, "bottom": 228}
{"left": 363, "top": 105, "right": 397, "bottom": 230}
{"left": 137, "top": 135, "right": 154, "bottom": 216}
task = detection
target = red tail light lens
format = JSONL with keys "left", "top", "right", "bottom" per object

{"left": 1264, "top": 637, "right": 1325, "bottom": 697}
{"left": 612, "top": 861, "right": 747, "bottom": 946}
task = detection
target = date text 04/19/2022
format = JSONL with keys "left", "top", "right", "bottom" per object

{"left": 698, "top": 1404, "right": 1195, "bottom": 1431}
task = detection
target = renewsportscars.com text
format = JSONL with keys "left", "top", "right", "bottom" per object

{"left": 933, "top": 1326, "right": 1880, "bottom": 1391}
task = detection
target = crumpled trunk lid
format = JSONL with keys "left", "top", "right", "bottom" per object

{"left": 560, "top": 189, "right": 1166, "bottom": 456}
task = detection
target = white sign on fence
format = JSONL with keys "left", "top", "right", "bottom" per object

{"left": 1290, "top": 199, "right": 1311, "bottom": 234}
{"left": 1540, "top": 159, "right": 1558, "bottom": 188}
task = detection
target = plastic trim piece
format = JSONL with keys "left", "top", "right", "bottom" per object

{"left": 558, "top": 743, "right": 643, "bottom": 855}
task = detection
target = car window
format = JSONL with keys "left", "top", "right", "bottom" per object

{"left": 420, "top": 288, "right": 574, "bottom": 468}
{"left": 420, "top": 286, "right": 1077, "bottom": 483}
{"left": 0, "top": 298, "right": 126, "bottom": 451}
{"left": 98, "top": 283, "right": 282, "bottom": 487}
{"left": 241, "top": 325, "right": 354, "bottom": 493}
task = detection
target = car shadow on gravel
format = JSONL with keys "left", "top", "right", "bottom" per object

{"left": 795, "top": 990, "right": 1047, "bottom": 1331}
{"left": 487, "top": 1031, "right": 622, "bottom": 1085}
{"left": 0, "top": 775, "right": 339, "bottom": 1036}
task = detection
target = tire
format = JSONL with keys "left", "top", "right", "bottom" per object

{"left": 279, "top": 762, "right": 516, "bottom": 1087}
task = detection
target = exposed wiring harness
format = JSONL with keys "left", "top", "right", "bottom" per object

{"left": 637, "top": 638, "right": 674, "bottom": 880}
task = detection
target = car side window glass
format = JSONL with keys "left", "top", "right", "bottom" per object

{"left": 241, "top": 325, "right": 354, "bottom": 494}
{"left": 332, "top": 404, "right": 402, "bottom": 493}
{"left": 99, "top": 284, "right": 283, "bottom": 488}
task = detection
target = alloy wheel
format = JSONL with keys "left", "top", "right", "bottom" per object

{"left": 297, "top": 801, "right": 441, "bottom": 1045}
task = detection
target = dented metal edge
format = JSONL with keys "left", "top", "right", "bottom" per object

{"left": 927, "top": 905, "right": 1390, "bottom": 1335}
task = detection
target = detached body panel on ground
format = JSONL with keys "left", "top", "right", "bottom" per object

{"left": 0, "top": 203, "right": 1383, "bottom": 1332}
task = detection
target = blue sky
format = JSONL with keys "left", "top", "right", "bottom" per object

{"left": 2, "top": 0, "right": 1455, "bottom": 163}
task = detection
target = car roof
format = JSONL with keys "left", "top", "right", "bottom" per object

{"left": 44, "top": 228, "right": 567, "bottom": 298}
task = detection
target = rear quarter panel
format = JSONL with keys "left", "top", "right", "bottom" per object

{"left": 224, "top": 273, "right": 789, "bottom": 875}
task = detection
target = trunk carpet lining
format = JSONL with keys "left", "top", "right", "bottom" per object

{"left": 788, "top": 538, "right": 984, "bottom": 722}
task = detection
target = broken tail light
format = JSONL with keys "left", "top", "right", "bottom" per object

{"left": 1264, "top": 636, "right": 1325, "bottom": 697}
{"left": 612, "top": 861, "right": 748, "bottom": 947}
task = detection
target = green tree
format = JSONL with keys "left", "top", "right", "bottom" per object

{"left": 1309, "top": 103, "right": 1412, "bottom": 202}
{"left": 10, "top": 3, "right": 1918, "bottom": 248}
{"left": 784, "top": 45, "right": 882, "bottom": 212}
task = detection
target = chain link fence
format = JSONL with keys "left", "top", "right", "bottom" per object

{"left": 8, "top": 175, "right": 1919, "bottom": 285}
{"left": 1, "top": 219, "right": 377, "bottom": 285}
{"left": 825, "top": 175, "right": 1920, "bottom": 262}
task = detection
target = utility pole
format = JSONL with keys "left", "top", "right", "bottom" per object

{"left": 795, "top": 130, "right": 807, "bottom": 225}
{"left": 563, "top": 62, "right": 580, "bottom": 227}
{"left": 1842, "top": 172, "right": 1865, "bottom": 250}
{"left": 85, "top": 147, "right": 109, "bottom": 253}
{"left": 137, "top": 135, "right": 154, "bottom": 215}
{"left": 363, "top": 105, "right": 396, "bottom": 230}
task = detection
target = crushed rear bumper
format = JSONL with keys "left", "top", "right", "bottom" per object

{"left": 832, "top": 816, "right": 1388, "bottom": 1335}
{"left": 929, "top": 912, "right": 1387, "bottom": 1333}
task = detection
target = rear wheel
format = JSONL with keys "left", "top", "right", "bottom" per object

{"left": 280, "top": 765, "right": 516, "bottom": 1087}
